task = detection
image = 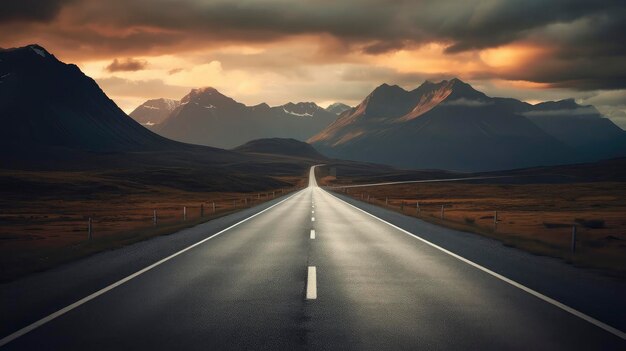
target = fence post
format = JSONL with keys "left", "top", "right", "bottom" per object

{"left": 272, "top": 191, "right": 275, "bottom": 198}
{"left": 88, "top": 217, "right": 92, "bottom": 240}
{"left": 245, "top": 198, "right": 248, "bottom": 206}
{"left": 200, "top": 204, "right": 204, "bottom": 218}
{"left": 494, "top": 211, "right": 498, "bottom": 231}
{"left": 183, "top": 206, "right": 187, "bottom": 221}
{"left": 441, "top": 205, "right": 445, "bottom": 220}
{"left": 416, "top": 201, "right": 420, "bottom": 214}
{"left": 212, "top": 202, "right": 216, "bottom": 213}
{"left": 153, "top": 210, "right": 157, "bottom": 226}
{"left": 400, "top": 201, "right": 404, "bottom": 211}
{"left": 571, "top": 225, "right": 577, "bottom": 253}
{"left": 385, "top": 197, "right": 388, "bottom": 206}
{"left": 367, "top": 194, "right": 370, "bottom": 202}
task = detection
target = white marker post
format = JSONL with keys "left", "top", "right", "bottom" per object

{"left": 183, "top": 206, "right": 187, "bottom": 221}
{"left": 153, "top": 210, "right": 157, "bottom": 226}
{"left": 88, "top": 217, "right": 92, "bottom": 240}
{"left": 441, "top": 205, "right": 445, "bottom": 220}
{"left": 416, "top": 201, "right": 420, "bottom": 214}
{"left": 212, "top": 202, "right": 216, "bottom": 213}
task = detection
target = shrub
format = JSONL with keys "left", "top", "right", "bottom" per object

{"left": 575, "top": 218, "right": 606, "bottom": 229}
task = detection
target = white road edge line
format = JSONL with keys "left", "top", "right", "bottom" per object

{"left": 325, "top": 190, "right": 626, "bottom": 340}
{"left": 306, "top": 266, "right": 317, "bottom": 299}
{"left": 310, "top": 229, "right": 316, "bottom": 239}
{"left": 0, "top": 189, "right": 306, "bottom": 347}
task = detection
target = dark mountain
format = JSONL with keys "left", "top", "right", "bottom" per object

{"left": 326, "top": 102, "right": 352, "bottom": 115}
{"left": 0, "top": 44, "right": 177, "bottom": 153}
{"left": 523, "top": 99, "right": 626, "bottom": 160}
{"left": 129, "top": 98, "right": 179, "bottom": 127}
{"left": 154, "top": 89, "right": 338, "bottom": 148}
{"left": 310, "top": 78, "right": 625, "bottom": 172}
{"left": 233, "top": 138, "right": 326, "bottom": 160}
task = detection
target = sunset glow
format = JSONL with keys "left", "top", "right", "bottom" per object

{"left": 2, "top": 0, "right": 625, "bottom": 126}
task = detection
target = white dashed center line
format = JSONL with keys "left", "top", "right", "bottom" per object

{"left": 306, "top": 266, "right": 317, "bottom": 300}
{"left": 312, "top": 217, "right": 315, "bottom": 222}
{"left": 310, "top": 229, "right": 315, "bottom": 239}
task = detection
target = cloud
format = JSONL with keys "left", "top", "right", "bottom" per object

{"left": 105, "top": 58, "right": 148, "bottom": 72}
{"left": 443, "top": 98, "right": 494, "bottom": 107}
{"left": 95, "top": 76, "right": 191, "bottom": 99}
{"left": 0, "top": 0, "right": 73, "bottom": 23}
{"left": 2, "top": 0, "right": 625, "bottom": 121}
{"left": 522, "top": 106, "right": 599, "bottom": 117}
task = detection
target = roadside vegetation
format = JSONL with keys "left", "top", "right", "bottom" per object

{"left": 320, "top": 172, "right": 626, "bottom": 277}
{"left": 0, "top": 170, "right": 307, "bottom": 282}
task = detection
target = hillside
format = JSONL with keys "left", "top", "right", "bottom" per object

{"left": 0, "top": 45, "right": 173, "bottom": 153}
{"left": 233, "top": 138, "right": 327, "bottom": 160}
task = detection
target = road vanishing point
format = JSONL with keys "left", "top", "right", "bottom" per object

{"left": 1, "top": 166, "right": 625, "bottom": 350}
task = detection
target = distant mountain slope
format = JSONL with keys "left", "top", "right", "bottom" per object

{"left": 524, "top": 99, "right": 626, "bottom": 160}
{"left": 0, "top": 44, "right": 174, "bottom": 152}
{"left": 326, "top": 102, "right": 352, "bottom": 115}
{"left": 310, "top": 78, "right": 625, "bottom": 171}
{"left": 154, "top": 88, "right": 338, "bottom": 148}
{"left": 233, "top": 138, "right": 327, "bottom": 160}
{"left": 129, "top": 98, "right": 179, "bottom": 127}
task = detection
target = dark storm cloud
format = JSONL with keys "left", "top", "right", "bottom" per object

{"left": 0, "top": 0, "right": 74, "bottom": 23}
{"left": 2, "top": 0, "right": 625, "bottom": 90}
{"left": 105, "top": 58, "right": 148, "bottom": 72}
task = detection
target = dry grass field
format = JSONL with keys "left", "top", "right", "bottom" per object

{"left": 324, "top": 178, "right": 626, "bottom": 277}
{"left": 0, "top": 170, "right": 307, "bottom": 282}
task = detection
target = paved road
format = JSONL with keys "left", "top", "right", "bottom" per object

{"left": 1, "top": 166, "right": 625, "bottom": 350}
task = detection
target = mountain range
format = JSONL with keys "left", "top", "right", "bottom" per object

{"left": 0, "top": 44, "right": 324, "bottom": 191}
{"left": 309, "top": 79, "right": 626, "bottom": 171}
{"left": 130, "top": 89, "right": 340, "bottom": 148}
{"left": 2, "top": 44, "right": 624, "bottom": 174}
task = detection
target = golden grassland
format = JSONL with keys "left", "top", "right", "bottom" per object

{"left": 0, "top": 172, "right": 307, "bottom": 282}
{"left": 322, "top": 176, "right": 626, "bottom": 277}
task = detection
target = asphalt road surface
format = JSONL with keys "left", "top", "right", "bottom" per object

{"left": 1, "top": 166, "right": 625, "bottom": 350}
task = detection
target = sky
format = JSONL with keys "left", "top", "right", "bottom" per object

{"left": 2, "top": 0, "right": 626, "bottom": 127}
